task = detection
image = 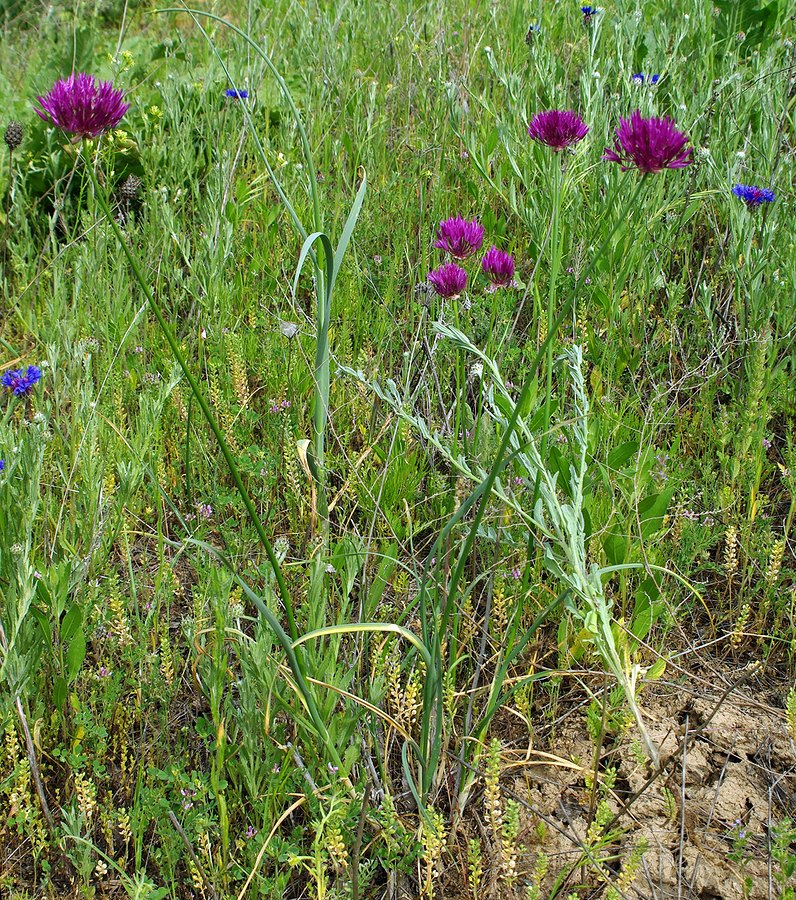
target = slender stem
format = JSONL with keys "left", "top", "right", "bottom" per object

{"left": 81, "top": 143, "right": 300, "bottom": 644}
{"left": 543, "top": 159, "right": 564, "bottom": 458}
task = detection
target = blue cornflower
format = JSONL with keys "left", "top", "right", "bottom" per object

{"left": 581, "top": 5, "right": 599, "bottom": 21}
{"left": 0, "top": 459, "right": 4, "bottom": 472}
{"left": 632, "top": 73, "right": 660, "bottom": 84}
{"left": 225, "top": 88, "right": 249, "bottom": 100}
{"left": 732, "top": 184, "right": 775, "bottom": 208}
{"left": 2, "top": 365, "right": 43, "bottom": 396}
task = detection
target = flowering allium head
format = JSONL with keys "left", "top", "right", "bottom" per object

{"left": 427, "top": 263, "right": 467, "bottom": 299}
{"left": 528, "top": 110, "right": 589, "bottom": 152}
{"left": 732, "top": 184, "right": 775, "bottom": 208}
{"left": 35, "top": 73, "right": 129, "bottom": 139}
{"left": 225, "top": 88, "right": 249, "bottom": 99}
{"left": 2, "top": 365, "right": 42, "bottom": 396}
{"left": 433, "top": 216, "right": 485, "bottom": 259}
{"left": 481, "top": 246, "right": 515, "bottom": 291}
{"left": 602, "top": 110, "right": 692, "bottom": 173}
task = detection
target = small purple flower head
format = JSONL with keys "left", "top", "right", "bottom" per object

{"left": 528, "top": 110, "right": 589, "bottom": 152}
{"left": 481, "top": 246, "right": 515, "bottom": 291}
{"left": 427, "top": 263, "right": 467, "bottom": 299}
{"left": 35, "top": 73, "right": 130, "bottom": 139}
{"left": 2, "top": 365, "right": 42, "bottom": 396}
{"left": 225, "top": 88, "right": 249, "bottom": 100}
{"left": 433, "top": 216, "right": 485, "bottom": 259}
{"left": 732, "top": 184, "right": 775, "bottom": 208}
{"left": 602, "top": 110, "right": 692, "bottom": 173}
{"left": 632, "top": 73, "right": 660, "bottom": 85}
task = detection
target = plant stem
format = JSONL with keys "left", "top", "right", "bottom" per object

{"left": 81, "top": 143, "right": 300, "bottom": 645}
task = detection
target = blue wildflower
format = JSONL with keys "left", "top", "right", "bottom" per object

{"left": 0, "top": 459, "right": 4, "bottom": 471}
{"left": 225, "top": 88, "right": 249, "bottom": 100}
{"left": 732, "top": 184, "right": 775, "bottom": 208}
{"left": 581, "top": 5, "right": 599, "bottom": 21}
{"left": 2, "top": 365, "right": 42, "bottom": 396}
{"left": 632, "top": 73, "right": 660, "bottom": 84}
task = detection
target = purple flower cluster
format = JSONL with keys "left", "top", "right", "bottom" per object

{"left": 427, "top": 216, "right": 517, "bottom": 298}
{"left": 270, "top": 398, "right": 292, "bottom": 414}
{"left": 732, "top": 184, "right": 775, "bottom": 208}
{"left": 225, "top": 88, "right": 249, "bottom": 100}
{"left": 2, "top": 365, "right": 42, "bottom": 396}
{"left": 528, "top": 110, "right": 589, "bottom": 152}
{"left": 482, "top": 246, "right": 515, "bottom": 291}
{"left": 433, "top": 216, "right": 484, "bottom": 259}
{"left": 602, "top": 110, "right": 692, "bottom": 173}
{"left": 35, "top": 73, "right": 129, "bottom": 139}
{"left": 528, "top": 106, "right": 693, "bottom": 177}
{"left": 427, "top": 262, "right": 468, "bottom": 299}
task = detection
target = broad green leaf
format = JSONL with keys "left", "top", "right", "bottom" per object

{"left": 61, "top": 605, "right": 82, "bottom": 643}
{"left": 606, "top": 441, "right": 639, "bottom": 471}
{"left": 53, "top": 676, "right": 67, "bottom": 713}
{"left": 638, "top": 485, "right": 675, "bottom": 539}
{"left": 66, "top": 630, "right": 86, "bottom": 682}
{"left": 603, "top": 532, "right": 627, "bottom": 567}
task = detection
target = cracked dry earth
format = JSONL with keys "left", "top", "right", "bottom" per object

{"left": 498, "top": 661, "right": 796, "bottom": 900}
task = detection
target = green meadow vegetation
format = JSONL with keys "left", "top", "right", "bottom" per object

{"left": 1, "top": 0, "right": 795, "bottom": 897}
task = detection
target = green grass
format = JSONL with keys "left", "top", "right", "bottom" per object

{"left": 1, "top": 0, "right": 794, "bottom": 897}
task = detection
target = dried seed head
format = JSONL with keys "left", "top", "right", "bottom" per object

{"left": 119, "top": 174, "right": 142, "bottom": 201}
{"left": 4, "top": 120, "right": 23, "bottom": 151}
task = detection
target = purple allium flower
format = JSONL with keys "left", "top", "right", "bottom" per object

{"left": 602, "top": 110, "right": 692, "bottom": 173}
{"left": 225, "top": 88, "right": 249, "bottom": 100}
{"left": 481, "top": 246, "right": 515, "bottom": 291}
{"left": 2, "top": 365, "right": 42, "bottom": 396}
{"left": 527, "top": 110, "right": 589, "bottom": 152}
{"left": 732, "top": 184, "right": 775, "bottom": 208}
{"left": 35, "top": 73, "right": 129, "bottom": 139}
{"left": 427, "top": 263, "right": 467, "bottom": 299}
{"left": 433, "top": 216, "right": 485, "bottom": 259}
